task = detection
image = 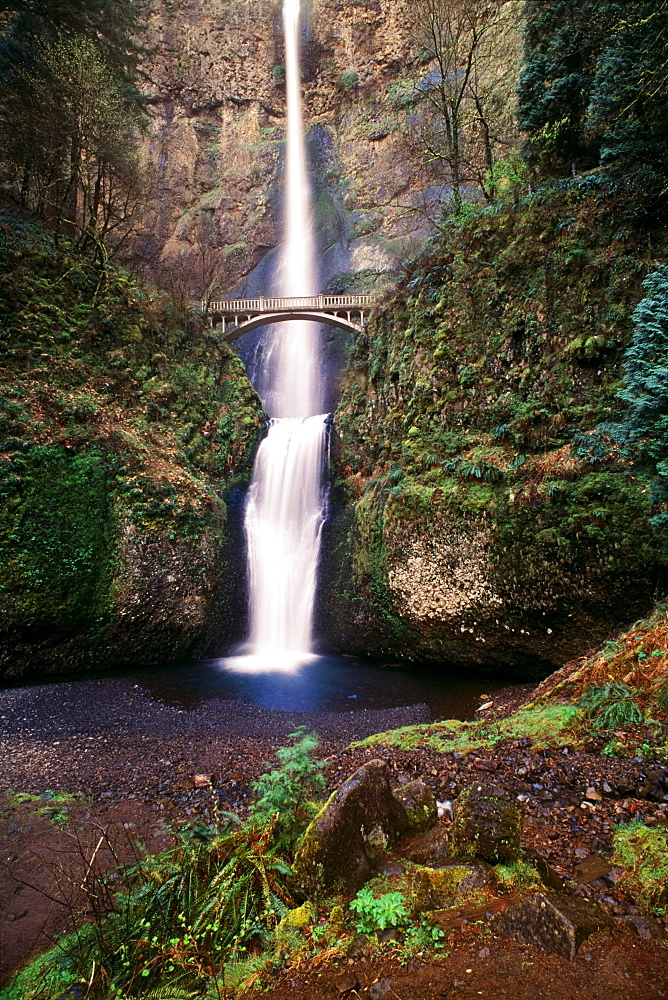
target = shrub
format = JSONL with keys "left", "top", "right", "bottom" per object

{"left": 579, "top": 682, "right": 644, "bottom": 730}
{"left": 6, "top": 820, "right": 292, "bottom": 998}
{"left": 339, "top": 70, "right": 359, "bottom": 93}
{"left": 249, "top": 728, "right": 326, "bottom": 854}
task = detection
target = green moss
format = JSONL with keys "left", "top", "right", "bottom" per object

{"left": 612, "top": 820, "right": 668, "bottom": 914}
{"left": 354, "top": 703, "right": 580, "bottom": 753}
{"left": 330, "top": 184, "right": 664, "bottom": 664}
{"left": 495, "top": 861, "right": 544, "bottom": 893}
{"left": 277, "top": 902, "right": 315, "bottom": 934}
{"left": 0, "top": 208, "right": 264, "bottom": 677}
{"left": 411, "top": 865, "right": 486, "bottom": 913}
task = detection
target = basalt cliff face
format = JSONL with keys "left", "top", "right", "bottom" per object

{"left": 320, "top": 189, "right": 664, "bottom": 678}
{"left": 134, "top": 2, "right": 662, "bottom": 681}
{"left": 135, "top": 0, "right": 425, "bottom": 299}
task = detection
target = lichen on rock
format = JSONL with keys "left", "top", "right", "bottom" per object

{"left": 393, "top": 779, "right": 438, "bottom": 834}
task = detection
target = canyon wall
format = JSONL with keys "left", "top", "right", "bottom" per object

{"left": 135, "top": 0, "right": 429, "bottom": 299}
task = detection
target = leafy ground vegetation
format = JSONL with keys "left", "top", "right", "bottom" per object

{"left": 3, "top": 645, "right": 668, "bottom": 1000}
{"left": 0, "top": 208, "right": 263, "bottom": 677}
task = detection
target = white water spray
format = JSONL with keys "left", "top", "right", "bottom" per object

{"left": 227, "top": 0, "right": 327, "bottom": 673}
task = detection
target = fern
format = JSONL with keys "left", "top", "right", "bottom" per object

{"left": 579, "top": 682, "right": 644, "bottom": 730}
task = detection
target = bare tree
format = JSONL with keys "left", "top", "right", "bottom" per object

{"left": 409, "top": 0, "right": 521, "bottom": 212}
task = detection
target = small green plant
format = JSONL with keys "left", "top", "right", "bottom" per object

{"left": 401, "top": 919, "right": 446, "bottom": 958}
{"left": 339, "top": 70, "right": 359, "bottom": 93}
{"left": 637, "top": 740, "right": 668, "bottom": 762}
{"left": 349, "top": 888, "right": 408, "bottom": 934}
{"left": 249, "top": 728, "right": 326, "bottom": 853}
{"left": 13, "top": 789, "right": 80, "bottom": 827}
{"left": 602, "top": 738, "right": 624, "bottom": 757}
{"left": 655, "top": 678, "right": 668, "bottom": 714}
{"left": 579, "top": 682, "right": 644, "bottom": 730}
{"left": 612, "top": 820, "right": 668, "bottom": 914}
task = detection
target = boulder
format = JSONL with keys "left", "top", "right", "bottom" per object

{"left": 521, "top": 847, "right": 565, "bottom": 891}
{"left": 492, "top": 892, "right": 613, "bottom": 960}
{"left": 403, "top": 822, "right": 451, "bottom": 865}
{"left": 450, "top": 783, "right": 523, "bottom": 863}
{"left": 617, "top": 915, "right": 667, "bottom": 940}
{"left": 412, "top": 863, "right": 495, "bottom": 913}
{"left": 292, "top": 759, "right": 409, "bottom": 897}
{"left": 394, "top": 780, "right": 437, "bottom": 834}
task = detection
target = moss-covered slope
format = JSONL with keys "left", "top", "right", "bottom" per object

{"left": 325, "top": 183, "right": 667, "bottom": 676}
{"left": 0, "top": 210, "right": 264, "bottom": 679}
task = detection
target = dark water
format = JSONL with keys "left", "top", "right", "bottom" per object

{"left": 115, "top": 654, "right": 512, "bottom": 720}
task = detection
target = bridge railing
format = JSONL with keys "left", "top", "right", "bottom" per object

{"left": 205, "top": 294, "right": 371, "bottom": 314}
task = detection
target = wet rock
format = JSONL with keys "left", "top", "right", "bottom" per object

{"left": 521, "top": 848, "right": 564, "bottom": 891}
{"left": 292, "top": 759, "right": 409, "bottom": 896}
{"left": 346, "top": 933, "right": 370, "bottom": 959}
{"left": 369, "top": 978, "right": 393, "bottom": 999}
{"left": 193, "top": 773, "right": 214, "bottom": 788}
{"left": 412, "top": 863, "right": 495, "bottom": 913}
{"left": 394, "top": 780, "right": 437, "bottom": 834}
{"left": 335, "top": 971, "right": 359, "bottom": 995}
{"left": 574, "top": 855, "right": 612, "bottom": 884}
{"left": 492, "top": 892, "right": 613, "bottom": 960}
{"left": 617, "top": 914, "right": 667, "bottom": 940}
{"left": 402, "top": 822, "right": 450, "bottom": 865}
{"left": 450, "top": 783, "right": 523, "bottom": 863}
{"left": 374, "top": 852, "right": 405, "bottom": 875}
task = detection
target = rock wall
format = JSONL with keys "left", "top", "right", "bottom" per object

{"left": 134, "top": 0, "right": 430, "bottom": 298}
{"left": 0, "top": 213, "right": 264, "bottom": 681}
{"left": 320, "top": 187, "right": 664, "bottom": 678}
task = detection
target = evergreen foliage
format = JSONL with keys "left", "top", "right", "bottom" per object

{"left": 519, "top": 0, "right": 668, "bottom": 201}
{"left": 614, "top": 267, "right": 668, "bottom": 527}
{"left": 0, "top": 0, "right": 145, "bottom": 239}
{"left": 587, "top": 1, "right": 668, "bottom": 204}
{"left": 517, "top": 0, "right": 609, "bottom": 171}
{"left": 579, "top": 682, "right": 645, "bottom": 730}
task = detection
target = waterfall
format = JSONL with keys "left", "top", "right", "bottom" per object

{"left": 227, "top": 0, "right": 327, "bottom": 673}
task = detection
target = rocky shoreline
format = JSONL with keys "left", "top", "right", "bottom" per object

{"left": 1, "top": 673, "right": 667, "bottom": 996}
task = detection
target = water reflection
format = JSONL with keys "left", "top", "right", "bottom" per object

{"left": 133, "top": 654, "right": 510, "bottom": 720}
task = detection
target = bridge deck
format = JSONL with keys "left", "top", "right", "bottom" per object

{"left": 206, "top": 294, "right": 371, "bottom": 314}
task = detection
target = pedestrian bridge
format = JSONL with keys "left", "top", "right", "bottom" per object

{"left": 204, "top": 294, "right": 371, "bottom": 340}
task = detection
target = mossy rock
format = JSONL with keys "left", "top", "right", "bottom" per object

{"left": 292, "top": 759, "right": 410, "bottom": 898}
{"left": 450, "top": 783, "right": 523, "bottom": 863}
{"left": 403, "top": 822, "right": 451, "bottom": 865}
{"left": 277, "top": 902, "right": 316, "bottom": 936}
{"left": 394, "top": 779, "right": 437, "bottom": 834}
{"left": 411, "top": 863, "right": 495, "bottom": 914}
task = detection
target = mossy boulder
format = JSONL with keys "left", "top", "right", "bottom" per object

{"left": 411, "top": 863, "right": 495, "bottom": 914}
{"left": 276, "top": 902, "right": 315, "bottom": 937}
{"left": 0, "top": 216, "right": 264, "bottom": 679}
{"left": 450, "top": 783, "right": 523, "bottom": 863}
{"left": 292, "top": 759, "right": 410, "bottom": 898}
{"left": 323, "top": 188, "right": 664, "bottom": 675}
{"left": 394, "top": 780, "right": 437, "bottom": 834}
